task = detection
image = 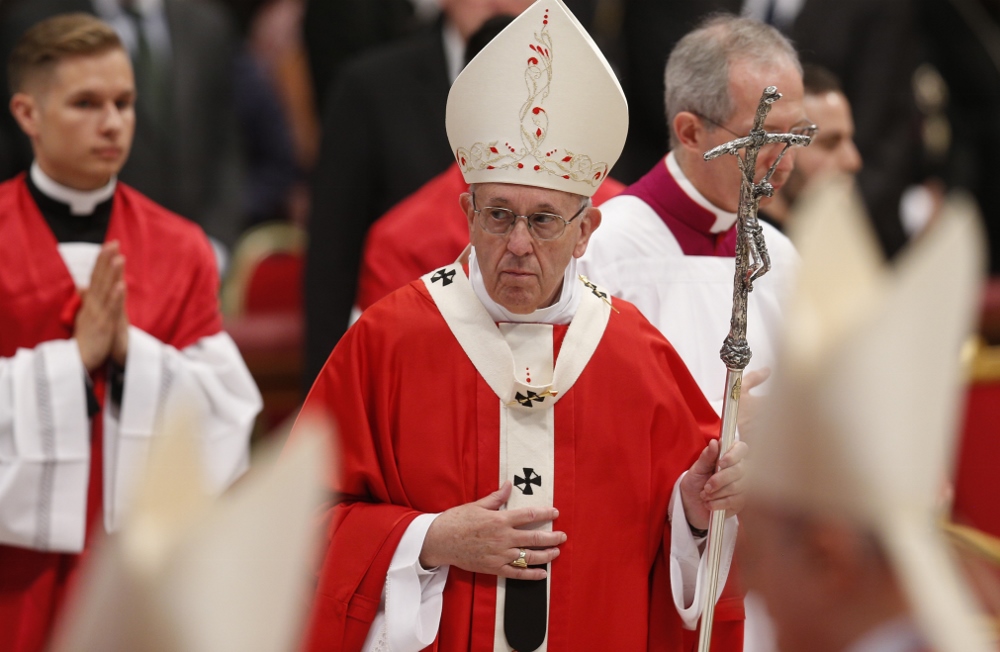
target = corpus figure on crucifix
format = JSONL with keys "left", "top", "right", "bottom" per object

{"left": 697, "top": 85, "right": 811, "bottom": 652}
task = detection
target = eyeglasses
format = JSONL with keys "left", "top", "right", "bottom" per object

{"left": 692, "top": 111, "right": 818, "bottom": 140}
{"left": 472, "top": 193, "right": 587, "bottom": 241}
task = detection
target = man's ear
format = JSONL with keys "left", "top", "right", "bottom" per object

{"left": 573, "top": 206, "right": 601, "bottom": 258}
{"left": 672, "top": 111, "right": 705, "bottom": 152}
{"left": 9, "top": 92, "right": 40, "bottom": 138}
{"left": 460, "top": 192, "right": 474, "bottom": 233}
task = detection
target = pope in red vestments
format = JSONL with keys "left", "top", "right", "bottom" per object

{"left": 293, "top": 2, "right": 747, "bottom": 650}
{"left": 299, "top": 268, "right": 742, "bottom": 651}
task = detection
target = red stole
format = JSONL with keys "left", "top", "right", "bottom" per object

{"left": 0, "top": 174, "right": 222, "bottom": 652}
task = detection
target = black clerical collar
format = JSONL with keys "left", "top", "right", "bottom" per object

{"left": 27, "top": 167, "right": 115, "bottom": 245}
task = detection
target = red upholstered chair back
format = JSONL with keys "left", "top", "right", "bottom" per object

{"left": 244, "top": 252, "right": 303, "bottom": 315}
{"left": 221, "top": 222, "right": 306, "bottom": 437}
{"left": 954, "top": 374, "right": 1000, "bottom": 539}
{"left": 222, "top": 222, "right": 306, "bottom": 318}
{"left": 948, "top": 282, "right": 1000, "bottom": 629}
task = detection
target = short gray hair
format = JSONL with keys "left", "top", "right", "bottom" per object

{"left": 664, "top": 14, "right": 801, "bottom": 148}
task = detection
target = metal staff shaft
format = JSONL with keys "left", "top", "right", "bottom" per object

{"left": 696, "top": 368, "right": 742, "bottom": 651}
{"left": 696, "top": 86, "right": 810, "bottom": 652}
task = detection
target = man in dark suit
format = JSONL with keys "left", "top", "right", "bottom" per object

{"left": 919, "top": 0, "right": 1000, "bottom": 274}
{"left": 303, "top": 0, "right": 537, "bottom": 387}
{"left": 0, "top": 0, "right": 246, "bottom": 253}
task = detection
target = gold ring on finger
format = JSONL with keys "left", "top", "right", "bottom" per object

{"left": 510, "top": 548, "right": 528, "bottom": 569}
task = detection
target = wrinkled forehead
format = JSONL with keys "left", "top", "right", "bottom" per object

{"left": 471, "top": 182, "right": 586, "bottom": 212}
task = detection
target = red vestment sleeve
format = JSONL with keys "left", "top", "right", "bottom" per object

{"left": 302, "top": 503, "right": 419, "bottom": 652}
{"left": 294, "top": 311, "right": 427, "bottom": 652}
{"left": 646, "top": 314, "right": 746, "bottom": 651}
{"left": 112, "top": 186, "right": 224, "bottom": 349}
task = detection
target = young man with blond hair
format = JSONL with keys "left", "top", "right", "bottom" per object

{"left": 0, "top": 14, "right": 260, "bottom": 651}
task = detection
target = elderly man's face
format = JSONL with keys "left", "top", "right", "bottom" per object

{"left": 700, "top": 57, "right": 807, "bottom": 213}
{"left": 462, "top": 183, "right": 600, "bottom": 313}
{"left": 440, "top": 0, "right": 534, "bottom": 40}
{"left": 782, "top": 90, "right": 862, "bottom": 204}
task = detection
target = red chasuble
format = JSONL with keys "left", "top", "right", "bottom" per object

{"left": 0, "top": 174, "right": 223, "bottom": 652}
{"left": 355, "top": 163, "right": 626, "bottom": 312}
{"left": 297, "top": 278, "right": 743, "bottom": 651}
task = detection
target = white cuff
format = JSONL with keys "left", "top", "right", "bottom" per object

{"left": 118, "top": 326, "right": 165, "bottom": 438}
{"left": 668, "top": 472, "right": 738, "bottom": 629}
{"left": 371, "top": 513, "right": 449, "bottom": 652}
{"left": 105, "top": 328, "right": 257, "bottom": 532}
{"left": 1, "top": 341, "right": 90, "bottom": 551}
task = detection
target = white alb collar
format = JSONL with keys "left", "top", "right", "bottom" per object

{"left": 666, "top": 152, "right": 738, "bottom": 233}
{"left": 31, "top": 163, "right": 116, "bottom": 216}
{"left": 469, "top": 246, "right": 581, "bottom": 325}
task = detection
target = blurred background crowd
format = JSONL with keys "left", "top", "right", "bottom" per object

{"left": 1, "top": 0, "right": 1000, "bottom": 443}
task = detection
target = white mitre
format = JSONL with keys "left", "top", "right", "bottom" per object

{"left": 49, "top": 414, "right": 331, "bottom": 652}
{"left": 751, "top": 177, "right": 992, "bottom": 652}
{"left": 446, "top": 0, "right": 627, "bottom": 197}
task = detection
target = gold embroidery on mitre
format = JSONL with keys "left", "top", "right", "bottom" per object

{"left": 455, "top": 8, "right": 610, "bottom": 188}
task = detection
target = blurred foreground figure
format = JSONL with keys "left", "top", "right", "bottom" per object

{"left": 742, "top": 177, "right": 994, "bottom": 652}
{"left": 292, "top": 2, "right": 749, "bottom": 650}
{"left": 49, "top": 414, "right": 330, "bottom": 652}
{"left": 0, "top": 14, "right": 261, "bottom": 651}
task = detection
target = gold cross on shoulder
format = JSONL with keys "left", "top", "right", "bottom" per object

{"left": 578, "top": 275, "right": 619, "bottom": 313}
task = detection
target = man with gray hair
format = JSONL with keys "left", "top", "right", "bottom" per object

{"left": 579, "top": 15, "right": 809, "bottom": 649}
{"left": 581, "top": 12, "right": 806, "bottom": 431}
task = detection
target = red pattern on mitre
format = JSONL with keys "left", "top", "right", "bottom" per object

{"left": 446, "top": 0, "right": 627, "bottom": 197}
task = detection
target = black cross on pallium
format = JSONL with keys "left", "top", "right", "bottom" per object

{"left": 514, "top": 390, "right": 545, "bottom": 407}
{"left": 431, "top": 268, "right": 456, "bottom": 286}
{"left": 514, "top": 468, "right": 542, "bottom": 495}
